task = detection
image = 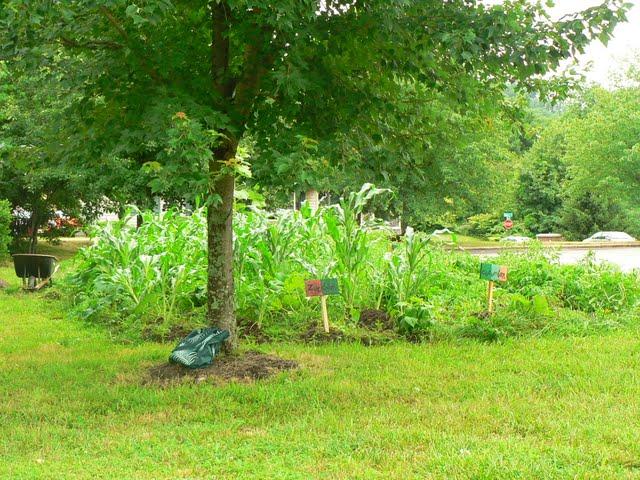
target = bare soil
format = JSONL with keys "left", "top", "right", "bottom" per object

{"left": 358, "top": 309, "right": 394, "bottom": 331}
{"left": 300, "top": 324, "right": 351, "bottom": 343}
{"left": 145, "top": 350, "right": 298, "bottom": 386}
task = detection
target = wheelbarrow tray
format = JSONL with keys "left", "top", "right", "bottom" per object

{"left": 13, "top": 254, "right": 59, "bottom": 290}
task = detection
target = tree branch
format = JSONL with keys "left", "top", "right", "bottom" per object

{"left": 97, "top": 6, "right": 163, "bottom": 84}
{"left": 211, "top": 1, "right": 234, "bottom": 100}
{"left": 98, "top": 6, "right": 131, "bottom": 42}
{"left": 233, "top": 26, "right": 276, "bottom": 121}
{"left": 59, "top": 36, "right": 123, "bottom": 50}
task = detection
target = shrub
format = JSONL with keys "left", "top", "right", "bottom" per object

{"left": 497, "top": 246, "right": 640, "bottom": 314}
{"left": 463, "top": 213, "right": 501, "bottom": 237}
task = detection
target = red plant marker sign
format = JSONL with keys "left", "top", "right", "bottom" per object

{"left": 503, "top": 219, "right": 513, "bottom": 230}
{"left": 305, "top": 278, "right": 340, "bottom": 333}
{"left": 304, "top": 279, "right": 323, "bottom": 297}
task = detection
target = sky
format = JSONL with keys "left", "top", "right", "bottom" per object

{"left": 485, "top": 0, "right": 640, "bottom": 86}
{"left": 550, "top": 0, "right": 640, "bottom": 86}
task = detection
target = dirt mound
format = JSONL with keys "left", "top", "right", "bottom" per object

{"left": 300, "top": 325, "right": 350, "bottom": 343}
{"left": 145, "top": 351, "right": 298, "bottom": 386}
{"left": 300, "top": 324, "right": 396, "bottom": 346}
{"left": 358, "top": 309, "right": 394, "bottom": 331}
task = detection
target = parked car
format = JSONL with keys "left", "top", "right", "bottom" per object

{"left": 583, "top": 231, "right": 636, "bottom": 242}
{"left": 502, "top": 235, "right": 532, "bottom": 243}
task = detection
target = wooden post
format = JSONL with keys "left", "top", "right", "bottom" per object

{"left": 320, "top": 295, "right": 330, "bottom": 333}
{"left": 487, "top": 281, "right": 495, "bottom": 314}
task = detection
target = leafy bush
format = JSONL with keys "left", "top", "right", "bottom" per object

{"left": 66, "top": 186, "right": 640, "bottom": 342}
{"left": 461, "top": 213, "right": 500, "bottom": 237}
{"left": 497, "top": 246, "right": 640, "bottom": 314}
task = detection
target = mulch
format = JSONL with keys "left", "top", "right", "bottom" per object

{"left": 299, "top": 325, "right": 351, "bottom": 343}
{"left": 145, "top": 350, "right": 298, "bottom": 386}
{"left": 237, "top": 317, "right": 272, "bottom": 344}
{"left": 299, "top": 322, "right": 397, "bottom": 346}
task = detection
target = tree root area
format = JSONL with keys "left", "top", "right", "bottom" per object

{"left": 145, "top": 351, "right": 298, "bottom": 386}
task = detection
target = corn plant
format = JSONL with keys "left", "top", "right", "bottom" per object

{"left": 66, "top": 208, "right": 207, "bottom": 338}
{"left": 295, "top": 203, "right": 335, "bottom": 279}
{"left": 65, "top": 193, "right": 640, "bottom": 343}
{"left": 382, "top": 227, "right": 433, "bottom": 327}
{"left": 323, "top": 184, "right": 388, "bottom": 319}
{"left": 234, "top": 208, "right": 305, "bottom": 324}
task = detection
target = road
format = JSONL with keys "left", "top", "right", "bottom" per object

{"left": 556, "top": 247, "right": 640, "bottom": 272}
{"left": 467, "top": 246, "right": 640, "bottom": 273}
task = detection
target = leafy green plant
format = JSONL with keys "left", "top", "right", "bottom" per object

{"left": 382, "top": 228, "right": 433, "bottom": 322}
{"left": 234, "top": 207, "right": 315, "bottom": 327}
{"left": 396, "top": 299, "right": 434, "bottom": 338}
{"left": 66, "top": 208, "right": 208, "bottom": 339}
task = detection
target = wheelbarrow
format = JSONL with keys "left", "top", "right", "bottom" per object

{"left": 12, "top": 254, "right": 60, "bottom": 291}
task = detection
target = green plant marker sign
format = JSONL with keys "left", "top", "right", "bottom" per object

{"left": 321, "top": 278, "right": 340, "bottom": 296}
{"left": 480, "top": 263, "right": 508, "bottom": 282}
{"left": 480, "top": 263, "right": 508, "bottom": 314}
{"left": 503, "top": 212, "right": 513, "bottom": 220}
{"left": 305, "top": 278, "right": 340, "bottom": 333}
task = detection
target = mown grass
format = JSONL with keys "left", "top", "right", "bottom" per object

{"left": 2, "top": 243, "right": 640, "bottom": 479}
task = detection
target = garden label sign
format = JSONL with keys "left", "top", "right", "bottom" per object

{"left": 305, "top": 278, "right": 340, "bottom": 332}
{"left": 479, "top": 263, "right": 508, "bottom": 313}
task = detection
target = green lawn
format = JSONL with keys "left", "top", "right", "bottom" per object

{"left": 2, "top": 244, "right": 640, "bottom": 479}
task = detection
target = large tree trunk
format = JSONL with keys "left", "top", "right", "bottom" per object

{"left": 207, "top": 149, "right": 237, "bottom": 352}
{"left": 208, "top": 0, "right": 272, "bottom": 351}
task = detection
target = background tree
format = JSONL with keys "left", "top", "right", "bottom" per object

{"left": 516, "top": 80, "right": 640, "bottom": 239}
{"left": 0, "top": 62, "right": 91, "bottom": 252}
{"left": 515, "top": 124, "right": 568, "bottom": 234}
{"left": 560, "top": 86, "right": 640, "bottom": 237}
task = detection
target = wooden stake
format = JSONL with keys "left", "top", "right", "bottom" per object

{"left": 487, "top": 281, "right": 495, "bottom": 314}
{"left": 321, "top": 295, "right": 330, "bottom": 333}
